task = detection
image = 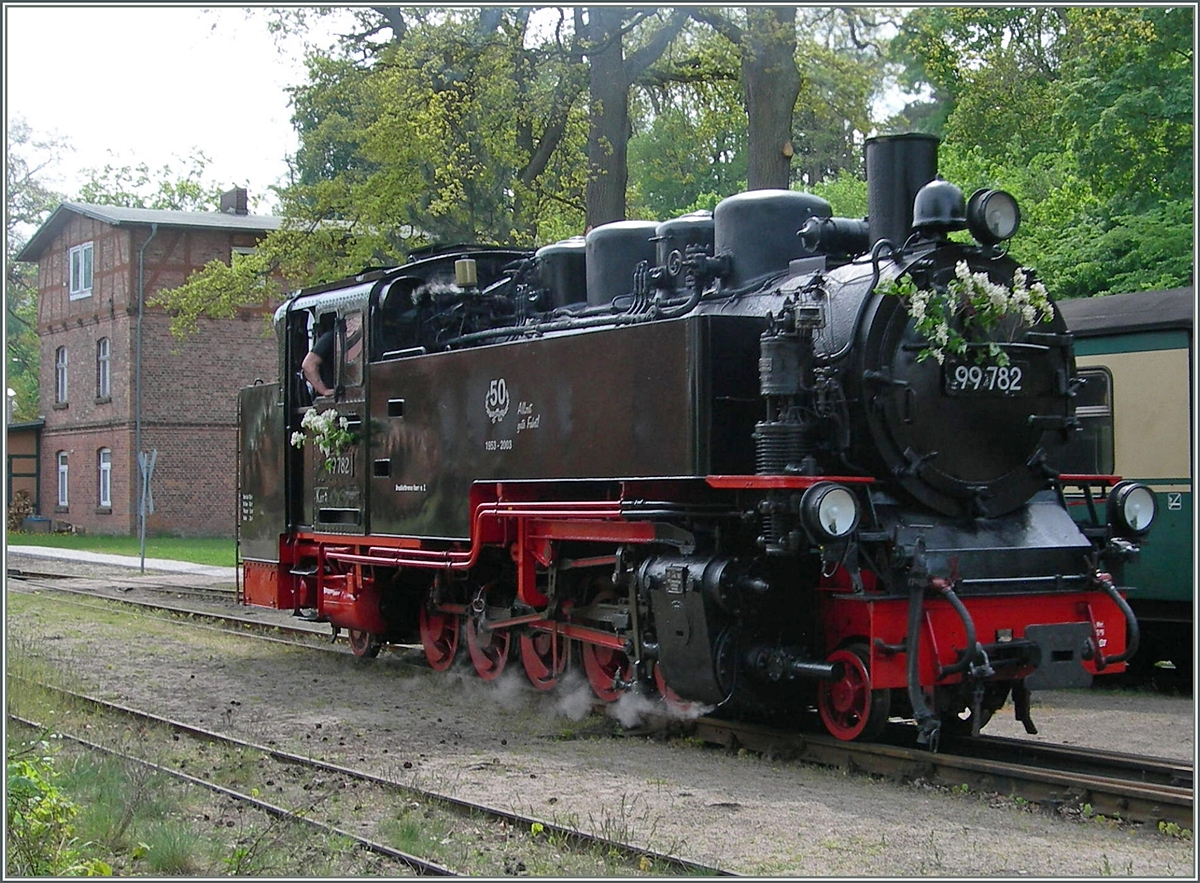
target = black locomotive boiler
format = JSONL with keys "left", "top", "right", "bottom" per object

{"left": 237, "top": 134, "right": 1154, "bottom": 747}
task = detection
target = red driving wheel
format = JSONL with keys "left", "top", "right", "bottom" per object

{"left": 818, "top": 644, "right": 890, "bottom": 741}
{"left": 419, "top": 604, "right": 460, "bottom": 671}
{"left": 520, "top": 628, "right": 568, "bottom": 690}
{"left": 347, "top": 629, "right": 383, "bottom": 658}
{"left": 581, "top": 641, "right": 631, "bottom": 702}
{"left": 466, "top": 614, "right": 511, "bottom": 681}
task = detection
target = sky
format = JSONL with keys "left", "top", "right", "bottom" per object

{"left": 6, "top": 4, "right": 348, "bottom": 213}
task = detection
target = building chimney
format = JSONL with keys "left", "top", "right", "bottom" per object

{"left": 220, "top": 187, "right": 249, "bottom": 215}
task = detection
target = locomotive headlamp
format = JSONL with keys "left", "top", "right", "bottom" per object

{"left": 1107, "top": 480, "right": 1157, "bottom": 537}
{"left": 800, "top": 482, "right": 861, "bottom": 541}
{"left": 966, "top": 189, "right": 1021, "bottom": 245}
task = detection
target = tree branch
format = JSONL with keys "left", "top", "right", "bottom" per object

{"left": 625, "top": 9, "right": 689, "bottom": 79}
{"left": 689, "top": 8, "right": 743, "bottom": 47}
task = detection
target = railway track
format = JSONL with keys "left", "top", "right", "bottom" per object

{"left": 6, "top": 571, "right": 357, "bottom": 651}
{"left": 9, "top": 679, "right": 735, "bottom": 877}
{"left": 10, "top": 566, "right": 1194, "bottom": 832}
{"left": 7, "top": 565, "right": 240, "bottom": 604}
{"left": 683, "top": 717, "right": 1193, "bottom": 829}
{"left": 9, "top": 709, "right": 453, "bottom": 876}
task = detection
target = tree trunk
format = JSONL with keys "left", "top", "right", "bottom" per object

{"left": 584, "top": 6, "right": 632, "bottom": 228}
{"left": 743, "top": 7, "right": 800, "bottom": 190}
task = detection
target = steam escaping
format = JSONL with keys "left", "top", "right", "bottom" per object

{"left": 552, "top": 670, "right": 597, "bottom": 722}
{"left": 413, "top": 280, "right": 465, "bottom": 304}
{"left": 439, "top": 649, "right": 715, "bottom": 729}
{"left": 607, "top": 688, "right": 715, "bottom": 730}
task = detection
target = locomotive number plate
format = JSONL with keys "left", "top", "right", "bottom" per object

{"left": 943, "top": 359, "right": 1030, "bottom": 396}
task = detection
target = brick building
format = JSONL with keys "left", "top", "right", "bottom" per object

{"left": 15, "top": 191, "right": 284, "bottom": 537}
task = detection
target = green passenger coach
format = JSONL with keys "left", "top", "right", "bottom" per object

{"left": 1056, "top": 288, "right": 1194, "bottom": 683}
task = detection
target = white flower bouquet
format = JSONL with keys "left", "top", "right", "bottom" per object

{"left": 879, "top": 261, "right": 1053, "bottom": 367}
{"left": 290, "top": 407, "right": 356, "bottom": 467}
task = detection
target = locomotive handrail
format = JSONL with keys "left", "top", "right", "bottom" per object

{"left": 1056, "top": 474, "right": 1123, "bottom": 486}
{"left": 706, "top": 474, "right": 874, "bottom": 490}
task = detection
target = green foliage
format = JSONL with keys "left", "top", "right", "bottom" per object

{"left": 1056, "top": 7, "right": 1193, "bottom": 209}
{"left": 149, "top": 251, "right": 280, "bottom": 337}
{"left": 76, "top": 152, "right": 229, "bottom": 212}
{"left": 629, "top": 27, "right": 747, "bottom": 217}
{"left": 286, "top": 8, "right": 588, "bottom": 246}
{"left": 809, "top": 170, "right": 867, "bottom": 219}
{"left": 789, "top": 14, "right": 886, "bottom": 187}
{"left": 7, "top": 118, "right": 67, "bottom": 420}
{"left": 897, "top": 6, "right": 1193, "bottom": 298}
{"left": 6, "top": 737, "right": 111, "bottom": 876}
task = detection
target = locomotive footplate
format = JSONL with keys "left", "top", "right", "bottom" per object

{"left": 1022, "top": 622, "right": 1096, "bottom": 690}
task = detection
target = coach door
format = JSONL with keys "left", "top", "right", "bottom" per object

{"left": 310, "top": 309, "right": 368, "bottom": 535}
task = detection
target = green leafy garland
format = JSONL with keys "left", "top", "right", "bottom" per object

{"left": 878, "top": 261, "right": 1054, "bottom": 367}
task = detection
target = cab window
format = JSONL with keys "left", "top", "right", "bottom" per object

{"left": 340, "top": 311, "right": 364, "bottom": 388}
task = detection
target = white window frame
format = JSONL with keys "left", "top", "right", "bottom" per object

{"left": 55, "top": 346, "right": 68, "bottom": 404}
{"left": 69, "top": 242, "right": 94, "bottom": 299}
{"left": 98, "top": 448, "right": 112, "bottom": 508}
{"left": 96, "top": 337, "right": 111, "bottom": 398}
{"left": 57, "top": 451, "right": 69, "bottom": 507}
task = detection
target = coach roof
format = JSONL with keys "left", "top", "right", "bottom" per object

{"left": 1057, "top": 287, "right": 1194, "bottom": 337}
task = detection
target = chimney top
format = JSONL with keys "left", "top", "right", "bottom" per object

{"left": 220, "top": 187, "right": 249, "bottom": 216}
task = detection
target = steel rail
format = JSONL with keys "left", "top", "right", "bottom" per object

{"left": 687, "top": 717, "right": 1193, "bottom": 829}
{"left": 9, "top": 711, "right": 458, "bottom": 876}
{"left": 13, "top": 679, "right": 737, "bottom": 877}
{"left": 7, "top": 578, "right": 346, "bottom": 651}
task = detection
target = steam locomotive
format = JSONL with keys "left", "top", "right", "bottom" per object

{"left": 237, "top": 134, "right": 1154, "bottom": 748}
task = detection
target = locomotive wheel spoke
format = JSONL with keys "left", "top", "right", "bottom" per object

{"left": 818, "top": 644, "right": 890, "bottom": 741}
{"left": 466, "top": 616, "right": 511, "bottom": 681}
{"left": 418, "top": 604, "right": 460, "bottom": 672}
{"left": 520, "top": 629, "right": 568, "bottom": 691}
{"left": 347, "top": 629, "right": 383, "bottom": 658}
{"left": 581, "top": 641, "right": 631, "bottom": 702}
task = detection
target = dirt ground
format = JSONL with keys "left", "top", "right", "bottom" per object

{"left": 5, "top": 552, "right": 1197, "bottom": 877}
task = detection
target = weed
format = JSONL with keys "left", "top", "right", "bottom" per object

{"left": 1158, "top": 820, "right": 1193, "bottom": 840}
{"left": 6, "top": 734, "right": 111, "bottom": 876}
{"left": 142, "top": 819, "right": 204, "bottom": 874}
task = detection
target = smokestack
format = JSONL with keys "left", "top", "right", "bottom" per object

{"left": 220, "top": 187, "right": 249, "bottom": 216}
{"left": 865, "top": 134, "right": 939, "bottom": 248}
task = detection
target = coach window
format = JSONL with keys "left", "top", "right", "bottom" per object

{"left": 1057, "top": 368, "right": 1114, "bottom": 475}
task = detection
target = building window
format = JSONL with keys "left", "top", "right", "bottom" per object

{"left": 69, "top": 242, "right": 94, "bottom": 299}
{"left": 57, "top": 451, "right": 69, "bottom": 507}
{"left": 98, "top": 448, "right": 112, "bottom": 508}
{"left": 96, "top": 337, "right": 111, "bottom": 398}
{"left": 55, "top": 346, "right": 68, "bottom": 404}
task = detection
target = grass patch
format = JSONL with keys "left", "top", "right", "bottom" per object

{"left": 6, "top": 532, "right": 235, "bottom": 567}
